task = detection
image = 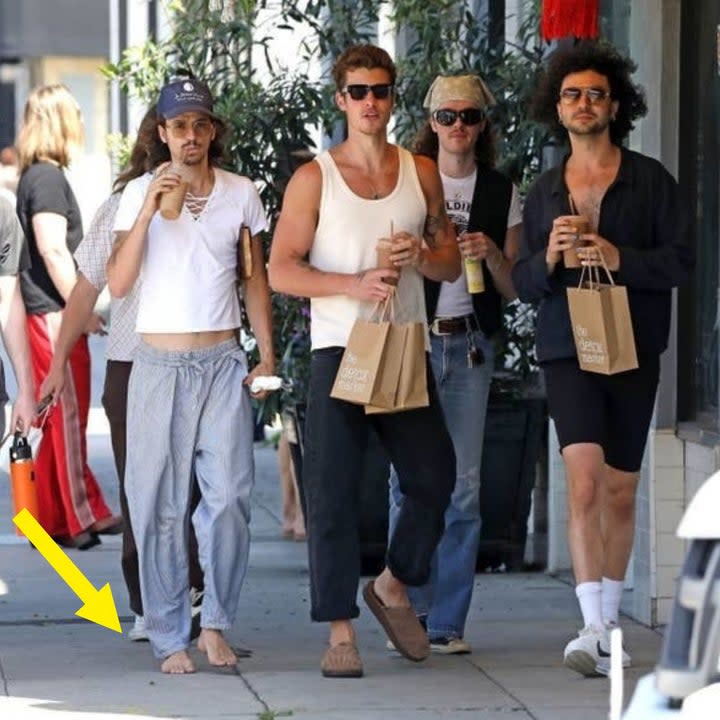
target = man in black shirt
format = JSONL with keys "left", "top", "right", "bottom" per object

{"left": 512, "top": 41, "right": 692, "bottom": 678}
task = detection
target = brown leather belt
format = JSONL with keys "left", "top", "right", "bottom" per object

{"left": 430, "top": 315, "right": 479, "bottom": 335}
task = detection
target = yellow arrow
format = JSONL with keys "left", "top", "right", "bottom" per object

{"left": 13, "top": 508, "right": 122, "bottom": 633}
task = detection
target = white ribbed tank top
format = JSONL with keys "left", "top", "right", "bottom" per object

{"left": 310, "top": 147, "right": 429, "bottom": 350}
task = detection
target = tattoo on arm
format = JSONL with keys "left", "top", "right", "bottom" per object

{"left": 424, "top": 214, "right": 440, "bottom": 248}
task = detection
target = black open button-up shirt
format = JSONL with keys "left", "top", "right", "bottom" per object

{"left": 512, "top": 147, "right": 693, "bottom": 364}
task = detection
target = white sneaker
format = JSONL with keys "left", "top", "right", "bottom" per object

{"left": 128, "top": 615, "right": 149, "bottom": 642}
{"left": 190, "top": 587, "right": 203, "bottom": 641}
{"left": 388, "top": 636, "right": 471, "bottom": 655}
{"left": 563, "top": 624, "right": 608, "bottom": 677}
{"left": 430, "top": 637, "right": 472, "bottom": 655}
{"left": 595, "top": 621, "right": 632, "bottom": 676}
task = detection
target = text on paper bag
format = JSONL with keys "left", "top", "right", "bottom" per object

{"left": 334, "top": 351, "right": 371, "bottom": 393}
{"left": 574, "top": 324, "right": 607, "bottom": 366}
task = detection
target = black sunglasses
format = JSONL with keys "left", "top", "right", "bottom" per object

{"left": 433, "top": 108, "right": 485, "bottom": 127}
{"left": 342, "top": 84, "right": 394, "bottom": 101}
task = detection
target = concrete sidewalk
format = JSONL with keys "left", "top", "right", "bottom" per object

{"left": 0, "top": 431, "right": 664, "bottom": 719}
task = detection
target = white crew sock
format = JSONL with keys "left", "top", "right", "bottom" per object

{"left": 575, "top": 581, "right": 603, "bottom": 629}
{"left": 601, "top": 577, "right": 625, "bottom": 625}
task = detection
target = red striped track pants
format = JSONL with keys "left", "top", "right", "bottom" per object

{"left": 27, "top": 312, "right": 113, "bottom": 538}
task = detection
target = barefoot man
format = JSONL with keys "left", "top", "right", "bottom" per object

{"left": 108, "top": 78, "right": 274, "bottom": 673}
{"left": 269, "top": 44, "right": 460, "bottom": 677}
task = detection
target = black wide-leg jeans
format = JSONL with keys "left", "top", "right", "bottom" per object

{"left": 304, "top": 347, "right": 456, "bottom": 622}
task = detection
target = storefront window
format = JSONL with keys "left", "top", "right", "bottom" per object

{"left": 599, "top": 0, "right": 631, "bottom": 54}
{"left": 678, "top": 1, "right": 720, "bottom": 428}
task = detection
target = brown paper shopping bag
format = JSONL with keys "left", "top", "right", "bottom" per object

{"left": 366, "top": 320, "right": 429, "bottom": 414}
{"left": 330, "top": 300, "right": 392, "bottom": 405}
{"left": 366, "top": 321, "right": 406, "bottom": 409}
{"left": 567, "top": 259, "right": 638, "bottom": 375}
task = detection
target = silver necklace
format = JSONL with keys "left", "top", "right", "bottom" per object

{"left": 368, "top": 178, "right": 382, "bottom": 200}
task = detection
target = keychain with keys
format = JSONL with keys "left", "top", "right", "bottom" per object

{"left": 466, "top": 329, "right": 485, "bottom": 368}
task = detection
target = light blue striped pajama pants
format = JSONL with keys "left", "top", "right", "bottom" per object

{"left": 125, "top": 338, "right": 254, "bottom": 658}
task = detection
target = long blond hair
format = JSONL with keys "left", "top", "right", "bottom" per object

{"left": 17, "top": 84, "right": 84, "bottom": 170}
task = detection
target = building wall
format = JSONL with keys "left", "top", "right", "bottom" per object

{"left": 0, "top": 1, "right": 112, "bottom": 227}
{"left": 0, "top": 0, "right": 108, "bottom": 58}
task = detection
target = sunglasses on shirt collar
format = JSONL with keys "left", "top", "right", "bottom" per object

{"left": 433, "top": 108, "right": 485, "bottom": 127}
{"left": 341, "top": 84, "right": 394, "bottom": 101}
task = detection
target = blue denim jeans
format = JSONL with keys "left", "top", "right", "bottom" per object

{"left": 389, "top": 327, "right": 494, "bottom": 640}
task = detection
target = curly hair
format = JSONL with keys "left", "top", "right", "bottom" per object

{"left": 532, "top": 40, "right": 647, "bottom": 145}
{"left": 412, "top": 118, "right": 496, "bottom": 169}
{"left": 332, "top": 44, "right": 397, "bottom": 91}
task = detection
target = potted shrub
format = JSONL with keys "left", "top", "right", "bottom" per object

{"left": 477, "top": 300, "right": 547, "bottom": 572}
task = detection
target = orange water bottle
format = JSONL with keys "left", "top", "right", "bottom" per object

{"left": 10, "top": 432, "right": 39, "bottom": 535}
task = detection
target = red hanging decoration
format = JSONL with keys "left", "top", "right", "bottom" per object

{"left": 541, "top": 0, "right": 600, "bottom": 41}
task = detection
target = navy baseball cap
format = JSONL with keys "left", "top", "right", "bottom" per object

{"left": 157, "top": 79, "right": 218, "bottom": 120}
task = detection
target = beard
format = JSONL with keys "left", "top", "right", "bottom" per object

{"left": 181, "top": 145, "right": 204, "bottom": 165}
{"left": 566, "top": 113, "right": 610, "bottom": 137}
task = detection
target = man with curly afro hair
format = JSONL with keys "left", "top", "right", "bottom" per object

{"left": 512, "top": 40, "right": 693, "bottom": 678}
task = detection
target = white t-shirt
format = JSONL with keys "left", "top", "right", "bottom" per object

{"left": 436, "top": 169, "right": 522, "bottom": 319}
{"left": 113, "top": 168, "right": 267, "bottom": 334}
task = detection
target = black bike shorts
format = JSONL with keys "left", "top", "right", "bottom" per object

{"left": 542, "top": 356, "right": 660, "bottom": 472}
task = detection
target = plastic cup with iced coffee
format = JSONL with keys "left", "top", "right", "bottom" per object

{"left": 558, "top": 215, "right": 590, "bottom": 268}
{"left": 376, "top": 237, "right": 398, "bottom": 286}
{"left": 159, "top": 164, "right": 189, "bottom": 220}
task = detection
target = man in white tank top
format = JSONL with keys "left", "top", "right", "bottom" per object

{"left": 108, "top": 79, "right": 274, "bottom": 674}
{"left": 270, "top": 45, "right": 461, "bottom": 678}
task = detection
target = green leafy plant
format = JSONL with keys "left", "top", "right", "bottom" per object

{"left": 491, "top": 299, "right": 542, "bottom": 400}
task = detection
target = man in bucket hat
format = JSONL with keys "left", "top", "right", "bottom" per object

{"left": 108, "top": 78, "right": 274, "bottom": 674}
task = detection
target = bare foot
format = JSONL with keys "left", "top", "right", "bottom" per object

{"left": 329, "top": 619, "right": 356, "bottom": 648}
{"left": 161, "top": 650, "right": 196, "bottom": 674}
{"left": 373, "top": 567, "right": 411, "bottom": 608}
{"left": 197, "top": 629, "right": 238, "bottom": 667}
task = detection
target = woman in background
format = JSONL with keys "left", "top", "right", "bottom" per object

{"left": 15, "top": 83, "right": 121, "bottom": 549}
